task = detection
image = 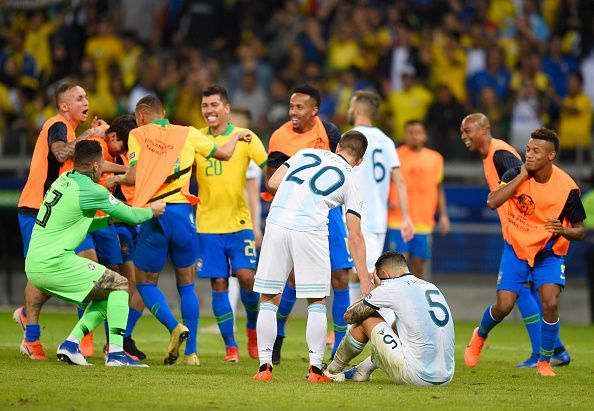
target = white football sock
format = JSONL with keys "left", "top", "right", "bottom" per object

{"left": 356, "top": 356, "right": 377, "bottom": 375}
{"left": 66, "top": 334, "right": 80, "bottom": 345}
{"left": 257, "top": 302, "right": 278, "bottom": 366}
{"left": 306, "top": 304, "right": 327, "bottom": 368}
{"left": 108, "top": 344, "right": 123, "bottom": 354}
{"left": 328, "top": 330, "right": 366, "bottom": 373}
{"left": 228, "top": 277, "right": 240, "bottom": 318}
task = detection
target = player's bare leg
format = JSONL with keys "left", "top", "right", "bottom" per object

{"left": 236, "top": 268, "right": 259, "bottom": 359}
{"left": 536, "top": 283, "right": 562, "bottom": 377}
{"left": 465, "top": 290, "right": 517, "bottom": 367}
{"left": 18, "top": 282, "right": 50, "bottom": 360}
{"left": 174, "top": 265, "right": 199, "bottom": 365}
{"left": 253, "top": 293, "right": 282, "bottom": 381}
{"left": 306, "top": 297, "right": 331, "bottom": 383}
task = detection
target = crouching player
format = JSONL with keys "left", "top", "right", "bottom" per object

{"left": 325, "top": 251, "right": 455, "bottom": 386}
{"left": 25, "top": 140, "right": 165, "bottom": 366}
{"left": 252, "top": 130, "right": 371, "bottom": 382}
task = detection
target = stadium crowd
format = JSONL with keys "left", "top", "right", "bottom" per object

{"left": 0, "top": 0, "right": 593, "bottom": 163}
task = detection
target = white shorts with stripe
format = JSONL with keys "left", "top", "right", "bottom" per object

{"left": 363, "top": 230, "right": 386, "bottom": 272}
{"left": 254, "top": 222, "right": 331, "bottom": 299}
{"left": 370, "top": 322, "right": 452, "bottom": 386}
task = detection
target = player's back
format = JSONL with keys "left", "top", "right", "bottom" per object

{"left": 26, "top": 172, "right": 109, "bottom": 266}
{"left": 268, "top": 148, "right": 360, "bottom": 233}
{"left": 372, "top": 276, "right": 455, "bottom": 383}
{"left": 351, "top": 125, "right": 398, "bottom": 233}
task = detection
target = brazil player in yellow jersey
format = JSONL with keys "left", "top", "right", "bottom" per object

{"left": 196, "top": 84, "right": 268, "bottom": 362}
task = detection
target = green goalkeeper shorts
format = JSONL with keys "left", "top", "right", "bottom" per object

{"left": 27, "top": 254, "right": 106, "bottom": 305}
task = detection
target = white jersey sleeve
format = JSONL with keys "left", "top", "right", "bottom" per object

{"left": 246, "top": 160, "right": 263, "bottom": 180}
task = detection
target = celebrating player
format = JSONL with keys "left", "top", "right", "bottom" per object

{"left": 107, "top": 95, "right": 251, "bottom": 365}
{"left": 347, "top": 90, "right": 414, "bottom": 298}
{"left": 25, "top": 140, "right": 165, "bottom": 367}
{"left": 196, "top": 85, "right": 267, "bottom": 362}
{"left": 387, "top": 120, "right": 450, "bottom": 278}
{"left": 464, "top": 128, "right": 585, "bottom": 377}
{"left": 266, "top": 84, "right": 354, "bottom": 363}
{"left": 325, "top": 250, "right": 454, "bottom": 386}
{"left": 461, "top": 113, "right": 570, "bottom": 367}
{"left": 15, "top": 82, "right": 114, "bottom": 360}
{"left": 252, "top": 130, "right": 371, "bottom": 382}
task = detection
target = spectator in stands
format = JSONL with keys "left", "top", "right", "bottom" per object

{"left": 467, "top": 46, "right": 511, "bottom": 107}
{"left": 426, "top": 84, "right": 468, "bottom": 159}
{"left": 232, "top": 70, "right": 270, "bottom": 133}
{"left": 509, "top": 78, "right": 544, "bottom": 154}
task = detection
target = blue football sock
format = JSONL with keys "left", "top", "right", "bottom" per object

{"left": 178, "top": 283, "right": 200, "bottom": 355}
{"left": 136, "top": 283, "right": 178, "bottom": 333}
{"left": 332, "top": 288, "right": 350, "bottom": 355}
{"left": 540, "top": 318, "right": 560, "bottom": 362}
{"left": 240, "top": 288, "right": 259, "bottom": 330}
{"left": 531, "top": 287, "right": 565, "bottom": 350}
{"left": 77, "top": 306, "right": 85, "bottom": 319}
{"left": 104, "top": 321, "right": 109, "bottom": 343}
{"left": 277, "top": 283, "right": 296, "bottom": 337}
{"left": 478, "top": 305, "right": 501, "bottom": 338}
{"left": 516, "top": 285, "right": 541, "bottom": 355}
{"left": 124, "top": 307, "right": 143, "bottom": 338}
{"left": 22, "top": 307, "right": 26, "bottom": 317}
{"left": 25, "top": 324, "right": 40, "bottom": 343}
{"left": 212, "top": 290, "right": 237, "bottom": 348}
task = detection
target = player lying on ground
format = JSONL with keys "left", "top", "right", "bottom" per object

{"left": 252, "top": 130, "right": 371, "bottom": 383}
{"left": 325, "top": 251, "right": 455, "bottom": 386}
{"left": 25, "top": 140, "right": 165, "bottom": 367}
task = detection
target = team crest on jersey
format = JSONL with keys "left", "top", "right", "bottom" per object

{"left": 497, "top": 271, "right": 502, "bottom": 285}
{"left": 129, "top": 152, "right": 136, "bottom": 159}
{"left": 88, "top": 263, "right": 96, "bottom": 270}
{"left": 196, "top": 258, "right": 203, "bottom": 272}
{"left": 514, "top": 194, "right": 535, "bottom": 216}
{"left": 108, "top": 194, "right": 119, "bottom": 205}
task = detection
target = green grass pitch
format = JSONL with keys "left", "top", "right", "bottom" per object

{"left": 1, "top": 310, "right": 594, "bottom": 410}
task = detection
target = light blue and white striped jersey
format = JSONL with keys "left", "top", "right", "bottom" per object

{"left": 364, "top": 275, "right": 455, "bottom": 384}
{"left": 351, "top": 126, "right": 400, "bottom": 233}
{"left": 267, "top": 148, "right": 362, "bottom": 232}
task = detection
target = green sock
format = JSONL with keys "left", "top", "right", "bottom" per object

{"left": 72, "top": 300, "right": 108, "bottom": 341}
{"left": 107, "top": 290, "right": 129, "bottom": 348}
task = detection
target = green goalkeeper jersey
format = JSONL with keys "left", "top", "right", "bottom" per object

{"left": 26, "top": 171, "right": 153, "bottom": 272}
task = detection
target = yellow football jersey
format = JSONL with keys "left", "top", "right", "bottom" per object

{"left": 195, "top": 124, "right": 267, "bottom": 233}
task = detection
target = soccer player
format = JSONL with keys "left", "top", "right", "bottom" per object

{"left": 266, "top": 84, "right": 354, "bottom": 363}
{"left": 196, "top": 85, "right": 267, "bottom": 362}
{"left": 461, "top": 113, "right": 570, "bottom": 367}
{"left": 387, "top": 120, "right": 450, "bottom": 278}
{"left": 464, "top": 128, "right": 585, "bottom": 377}
{"left": 347, "top": 90, "right": 414, "bottom": 298}
{"left": 107, "top": 95, "right": 251, "bottom": 365}
{"left": 324, "top": 250, "right": 455, "bottom": 386}
{"left": 104, "top": 114, "right": 147, "bottom": 359}
{"left": 15, "top": 82, "right": 114, "bottom": 360}
{"left": 252, "top": 130, "right": 371, "bottom": 382}
{"left": 25, "top": 140, "right": 165, "bottom": 367}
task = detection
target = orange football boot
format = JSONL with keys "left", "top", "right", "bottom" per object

{"left": 79, "top": 332, "right": 94, "bottom": 357}
{"left": 224, "top": 346, "right": 240, "bottom": 362}
{"left": 536, "top": 361, "right": 556, "bottom": 377}
{"left": 252, "top": 363, "right": 273, "bottom": 381}
{"left": 20, "top": 339, "right": 48, "bottom": 360}
{"left": 464, "top": 327, "right": 486, "bottom": 367}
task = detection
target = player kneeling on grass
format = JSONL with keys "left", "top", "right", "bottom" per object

{"left": 25, "top": 140, "right": 165, "bottom": 367}
{"left": 252, "top": 130, "right": 372, "bottom": 382}
{"left": 325, "top": 251, "right": 455, "bottom": 386}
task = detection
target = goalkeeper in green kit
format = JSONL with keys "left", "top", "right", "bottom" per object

{"left": 25, "top": 140, "right": 165, "bottom": 367}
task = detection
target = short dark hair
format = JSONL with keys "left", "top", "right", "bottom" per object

{"left": 106, "top": 114, "right": 137, "bottom": 151}
{"left": 338, "top": 130, "right": 368, "bottom": 161}
{"left": 292, "top": 84, "right": 321, "bottom": 107}
{"left": 352, "top": 90, "right": 380, "bottom": 117}
{"left": 405, "top": 119, "right": 424, "bottom": 129}
{"left": 55, "top": 82, "right": 80, "bottom": 109}
{"left": 203, "top": 84, "right": 229, "bottom": 104}
{"left": 531, "top": 127, "right": 559, "bottom": 153}
{"left": 74, "top": 140, "right": 103, "bottom": 168}
{"left": 375, "top": 251, "right": 408, "bottom": 274}
{"left": 135, "top": 95, "right": 163, "bottom": 114}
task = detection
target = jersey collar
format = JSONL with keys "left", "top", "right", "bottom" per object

{"left": 151, "top": 118, "right": 170, "bottom": 128}
{"left": 379, "top": 273, "right": 414, "bottom": 285}
{"left": 207, "top": 123, "right": 234, "bottom": 137}
{"left": 337, "top": 154, "right": 350, "bottom": 165}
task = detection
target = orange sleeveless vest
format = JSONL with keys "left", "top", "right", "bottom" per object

{"left": 483, "top": 139, "right": 521, "bottom": 240}
{"left": 504, "top": 166, "right": 579, "bottom": 266}
{"left": 268, "top": 117, "right": 331, "bottom": 156}
{"left": 18, "top": 114, "right": 77, "bottom": 209}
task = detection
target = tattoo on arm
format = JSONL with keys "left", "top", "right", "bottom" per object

{"left": 344, "top": 300, "right": 377, "bottom": 324}
{"left": 51, "top": 141, "right": 77, "bottom": 163}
